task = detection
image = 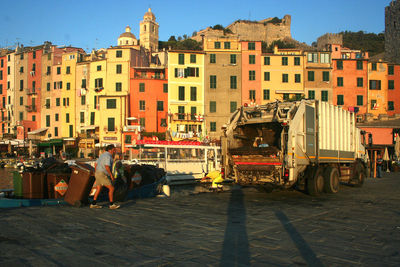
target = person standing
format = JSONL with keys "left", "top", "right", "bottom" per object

{"left": 376, "top": 154, "right": 383, "bottom": 178}
{"left": 90, "top": 144, "right": 120, "bottom": 209}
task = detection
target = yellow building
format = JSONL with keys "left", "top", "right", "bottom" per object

{"left": 167, "top": 51, "right": 205, "bottom": 140}
{"left": 262, "top": 46, "right": 305, "bottom": 102}
{"left": 61, "top": 50, "right": 83, "bottom": 138}
{"left": 368, "top": 59, "right": 388, "bottom": 116}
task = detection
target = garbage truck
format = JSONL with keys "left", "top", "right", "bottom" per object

{"left": 221, "top": 100, "right": 369, "bottom": 195}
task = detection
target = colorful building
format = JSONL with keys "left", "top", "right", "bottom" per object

{"left": 304, "top": 51, "right": 332, "bottom": 103}
{"left": 204, "top": 37, "right": 242, "bottom": 140}
{"left": 0, "top": 51, "right": 7, "bottom": 137}
{"left": 167, "top": 51, "right": 205, "bottom": 141}
{"left": 241, "top": 41, "right": 262, "bottom": 105}
{"left": 262, "top": 46, "right": 305, "bottom": 102}
{"left": 368, "top": 56, "right": 388, "bottom": 117}
{"left": 387, "top": 63, "right": 400, "bottom": 115}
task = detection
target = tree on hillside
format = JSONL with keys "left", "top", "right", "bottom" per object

{"left": 341, "top": 31, "right": 384, "bottom": 56}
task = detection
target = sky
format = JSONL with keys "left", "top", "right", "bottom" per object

{"left": 0, "top": 0, "right": 389, "bottom": 52}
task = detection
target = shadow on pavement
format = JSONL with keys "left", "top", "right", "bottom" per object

{"left": 275, "top": 210, "right": 324, "bottom": 267}
{"left": 220, "top": 188, "right": 251, "bottom": 266}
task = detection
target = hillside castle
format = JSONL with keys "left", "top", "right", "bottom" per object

{"left": 192, "top": 15, "right": 292, "bottom": 44}
{"left": 385, "top": 0, "right": 400, "bottom": 64}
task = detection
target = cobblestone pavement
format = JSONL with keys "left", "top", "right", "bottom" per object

{"left": 1, "top": 172, "right": 400, "bottom": 266}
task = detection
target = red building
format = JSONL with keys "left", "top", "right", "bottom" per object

{"left": 387, "top": 64, "right": 400, "bottom": 116}
{"left": 332, "top": 45, "right": 369, "bottom": 115}
{"left": 124, "top": 66, "right": 168, "bottom": 151}
{"left": 0, "top": 52, "right": 7, "bottom": 137}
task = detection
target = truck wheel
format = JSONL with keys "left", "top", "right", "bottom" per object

{"left": 323, "top": 166, "right": 339, "bottom": 193}
{"left": 352, "top": 164, "right": 365, "bottom": 187}
{"left": 307, "top": 167, "right": 324, "bottom": 196}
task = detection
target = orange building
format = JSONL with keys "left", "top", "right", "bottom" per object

{"left": 387, "top": 64, "right": 400, "bottom": 115}
{"left": 332, "top": 45, "right": 369, "bottom": 115}
{"left": 367, "top": 57, "right": 388, "bottom": 117}
{"left": 125, "top": 66, "right": 168, "bottom": 150}
{"left": 0, "top": 52, "right": 7, "bottom": 136}
{"left": 241, "top": 41, "right": 262, "bottom": 105}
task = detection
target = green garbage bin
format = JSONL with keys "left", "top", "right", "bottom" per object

{"left": 13, "top": 171, "right": 23, "bottom": 198}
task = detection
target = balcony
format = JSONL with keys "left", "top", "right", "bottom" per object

{"left": 171, "top": 113, "right": 204, "bottom": 122}
{"left": 123, "top": 125, "right": 141, "bottom": 132}
{"left": 133, "top": 73, "right": 165, "bottom": 80}
{"left": 25, "top": 105, "right": 37, "bottom": 112}
{"left": 26, "top": 89, "right": 38, "bottom": 96}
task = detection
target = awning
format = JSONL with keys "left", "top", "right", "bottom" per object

{"left": 38, "top": 139, "right": 64, "bottom": 147}
{"left": 63, "top": 138, "right": 76, "bottom": 141}
{"left": 28, "top": 128, "right": 48, "bottom": 135}
{"left": 81, "top": 126, "right": 96, "bottom": 130}
{"left": 275, "top": 90, "right": 305, "bottom": 94}
{"left": 126, "top": 117, "right": 138, "bottom": 121}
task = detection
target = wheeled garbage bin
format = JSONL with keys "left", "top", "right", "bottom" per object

{"left": 64, "top": 163, "right": 95, "bottom": 207}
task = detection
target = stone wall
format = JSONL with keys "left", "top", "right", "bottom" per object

{"left": 385, "top": 0, "right": 400, "bottom": 64}
{"left": 191, "top": 15, "right": 291, "bottom": 45}
{"left": 317, "top": 33, "right": 343, "bottom": 50}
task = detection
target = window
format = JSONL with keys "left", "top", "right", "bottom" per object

{"left": 56, "top": 98, "right": 60, "bottom": 106}
{"left": 357, "top": 95, "right": 363, "bottom": 106}
{"left": 19, "top": 112, "right": 23, "bottom": 121}
{"left": 20, "top": 96, "right": 23, "bottom": 106}
{"left": 249, "top": 71, "right": 255, "bottom": 81}
{"left": 224, "top": 42, "right": 231, "bottom": 49}
{"left": 230, "top": 54, "right": 236, "bottom": 64}
{"left": 210, "top": 122, "right": 217, "bottom": 132}
{"left": 190, "top": 107, "right": 196, "bottom": 120}
{"left": 295, "top": 74, "right": 301, "bottom": 83}
{"left": 54, "top": 127, "right": 58, "bottom": 137}
{"left": 369, "top": 80, "right": 381, "bottom": 90}
{"left": 230, "top": 76, "right": 237, "bottom": 89}
{"left": 57, "top": 67, "right": 61, "bottom": 74}
{"left": 108, "top": 118, "right": 115, "bottom": 131}
{"left": 337, "top": 60, "right": 343, "bottom": 70}
{"left": 320, "top": 53, "right": 330, "bottom": 64}
{"left": 308, "top": 90, "right": 315, "bottom": 100}
{"left": 388, "top": 101, "right": 394, "bottom": 111}
{"left": 264, "top": 57, "right": 270, "bottom": 65}
{"left": 66, "top": 66, "right": 71, "bottom": 74}
{"left": 179, "top": 86, "right": 185, "bottom": 100}
{"left": 371, "top": 100, "right": 377, "bottom": 109}
{"left": 33, "top": 51, "right": 36, "bottom": 59}
{"left": 190, "top": 54, "right": 196, "bottom": 63}
{"left": 116, "top": 64, "right": 122, "bottom": 74}
{"left": 389, "top": 80, "right": 395, "bottom": 90}
{"left": 214, "top": 42, "right": 221, "bottom": 49}
{"left": 66, "top": 113, "right": 70, "bottom": 123}
{"left": 282, "top": 57, "right": 288, "bottom": 66}
{"left": 178, "top": 54, "right": 185, "bottom": 64}
{"left": 230, "top": 101, "right": 237, "bottom": 113}
{"left": 160, "top": 119, "right": 167, "bottom": 127}
{"left": 97, "top": 65, "right": 101, "bottom": 71}
{"left": 32, "top": 115, "right": 35, "bottom": 122}
{"left": 210, "top": 54, "right": 216, "bottom": 63}
{"left": 20, "top": 80, "right": 23, "bottom": 91}
{"left": 140, "top": 118, "right": 145, "bottom": 128}
{"left": 46, "top": 115, "right": 50, "bottom": 127}
{"left": 116, "top": 82, "right": 122, "bottom": 92}
{"left": 388, "top": 65, "right": 394, "bottom": 75}
{"left": 308, "top": 53, "right": 318, "bottom": 63}
{"left": 210, "top": 101, "right": 216, "bottom": 113}
{"left": 81, "top": 95, "right": 86, "bottom": 105}
{"left": 139, "top": 83, "right": 145, "bottom": 92}
{"left": 80, "top": 112, "right": 85, "bottom": 123}
{"left": 55, "top": 113, "right": 59, "bottom": 121}
{"left": 139, "top": 100, "right": 145, "bottom": 111}
{"left": 249, "top": 90, "right": 256, "bottom": 101}
{"left": 178, "top": 106, "right": 185, "bottom": 120}
{"left": 190, "top": 87, "right": 197, "bottom": 101}
{"left": 263, "top": 89, "right": 270, "bottom": 100}
{"left": 337, "top": 95, "right": 344, "bottom": 105}
{"left": 308, "top": 71, "right": 315, "bottom": 81}
{"left": 20, "top": 54, "right": 23, "bottom": 60}
{"left": 90, "top": 112, "right": 95, "bottom": 125}
{"left": 322, "top": 71, "right": 329, "bottom": 82}
{"left": 95, "top": 78, "right": 103, "bottom": 88}
{"left": 294, "top": 57, "right": 300, "bottom": 66}
{"left": 66, "top": 82, "right": 70, "bottom": 90}
{"left": 356, "top": 61, "right": 363, "bottom": 70}
{"left": 210, "top": 75, "right": 217, "bottom": 88}
{"left": 106, "top": 99, "right": 117, "bottom": 109}
{"left": 157, "top": 101, "right": 164, "bottom": 111}
{"left": 249, "top": 55, "right": 256, "bottom": 64}
{"left": 371, "top": 63, "right": 377, "bottom": 71}
{"left": 337, "top": 77, "right": 344, "bottom": 87}
{"left": 248, "top": 42, "right": 255, "bottom": 50}
{"left": 264, "top": 72, "right": 270, "bottom": 81}
{"left": 282, "top": 74, "right": 288, "bottom": 83}
{"left": 163, "top": 84, "right": 168, "bottom": 93}
{"left": 116, "top": 50, "right": 122, "bottom": 58}
{"left": 45, "top": 82, "right": 50, "bottom": 91}
{"left": 321, "top": 91, "right": 328, "bottom": 102}
{"left": 20, "top": 67, "right": 24, "bottom": 73}
{"left": 283, "top": 94, "right": 289, "bottom": 100}
{"left": 185, "top": 67, "right": 199, "bottom": 77}
{"left": 357, "top": 77, "right": 363, "bottom": 87}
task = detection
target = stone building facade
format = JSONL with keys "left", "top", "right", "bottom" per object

{"left": 192, "top": 15, "right": 291, "bottom": 45}
{"left": 385, "top": 0, "right": 400, "bottom": 64}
